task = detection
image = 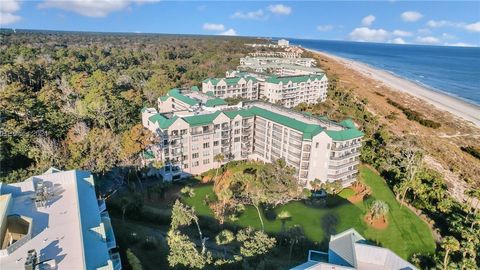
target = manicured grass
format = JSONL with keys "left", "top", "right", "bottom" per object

{"left": 184, "top": 165, "right": 436, "bottom": 259}
{"left": 338, "top": 188, "right": 355, "bottom": 199}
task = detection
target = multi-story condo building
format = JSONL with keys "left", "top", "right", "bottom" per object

{"left": 292, "top": 228, "right": 417, "bottom": 270}
{"left": 142, "top": 96, "right": 363, "bottom": 187}
{"left": 278, "top": 39, "right": 290, "bottom": 47}
{"left": 158, "top": 87, "right": 228, "bottom": 113}
{"left": 204, "top": 72, "right": 328, "bottom": 108}
{"left": 201, "top": 76, "right": 259, "bottom": 100}
{"left": 0, "top": 168, "right": 121, "bottom": 270}
{"left": 262, "top": 74, "right": 328, "bottom": 108}
{"left": 238, "top": 62, "right": 324, "bottom": 76}
{"left": 240, "top": 56, "right": 317, "bottom": 68}
{"left": 248, "top": 51, "right": 301, "bottom": 58}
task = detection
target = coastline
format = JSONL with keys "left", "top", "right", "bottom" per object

{"left": 306, "top": 48, "right": 480, "bottom": 126}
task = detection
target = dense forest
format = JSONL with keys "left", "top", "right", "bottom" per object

{"left": 0, "top": 31, "right": 251, "bottom": 182}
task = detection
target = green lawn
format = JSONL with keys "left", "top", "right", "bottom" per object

{"left": 183, "top": 165, "right": 436, "bottom": 259}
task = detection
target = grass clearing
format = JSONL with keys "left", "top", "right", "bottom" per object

{"left": 184, "top": 165, "right": 436, "bottom": 259}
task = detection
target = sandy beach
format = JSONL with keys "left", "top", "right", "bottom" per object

{"left": 307, "top": 49, "right": 480, "bottom": 126}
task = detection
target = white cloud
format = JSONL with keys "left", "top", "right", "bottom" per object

{"left": 415, "top": 36, "right": 440, "bottom": 44}
{"left": 417, "top": 28, "right": 432, "bottom": 35}
{"left": 444, "top": 42, "right": 475, "bottom": 47}
{"left": 202, "top": 23, "right": 225, "bottom": 31}
{"left": 220, "top": 28, "right": 237, "bottom": 36}
{"left": 317, "top": 25, "right": 334, "bottom": 32}
{"left": 349, "top": 27, "right": 389, "bottom": 42}
{"left": 426, "top": 20, "right": 457, "bottom": 28}
{"left": 231, "top": 9, "right": 266, "bottom": 20}
{"left": 268, "top": 4, "right": 291, "bottom": 15}
{"left": 38, "top": 0, "right": 159, "bottom": 18}
{"left": 361, "top": 15, "right": 375, "bottom": 26}
{"left": 391, "top": 38, "right": 406, "bottom": 44}
{"left": 0, "top": 0, "right": 21, "bottom": 25}
{"left": 393, "top": 30, "right": 412, "bottom": 37}
{"left": 465, "top": 21, "right": 480, "bottom": 32}
{"left": 442, "top": 33, "right": 455, "bottom": 40}
{"left": 401, "top": 11, "right": 423, "bottom": 22}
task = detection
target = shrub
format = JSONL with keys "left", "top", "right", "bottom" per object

{"left": 387, "top": 99, "right": 441, "bottom": 128}
{"left": 460, "top": 146, "right": 480, "bottom": 160}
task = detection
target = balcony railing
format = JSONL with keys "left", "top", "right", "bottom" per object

{"left": 330, "top": 151, "right": 360, "bottom": 161}
{"left": 327, "top": 169, "right": 359, "bottom": 180}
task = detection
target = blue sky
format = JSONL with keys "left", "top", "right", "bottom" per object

{"left": 1, "top": 1, "right": 479, "bottom": 47}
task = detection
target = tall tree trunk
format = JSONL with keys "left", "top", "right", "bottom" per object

{"left": 400, "top": 187, "right": 409, "bottom": 208}
{"left": 443, "top": 250, "right": 450, "bottom": 270}
{"left": 253, "top": 204, "right": 264, "bottom": 231}
{"left": 194, "top": 220, "right": 205, "bottom": 254}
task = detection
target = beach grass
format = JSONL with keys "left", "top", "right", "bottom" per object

{"left": 183, "top": 165, "right": 436, "bottom": 259}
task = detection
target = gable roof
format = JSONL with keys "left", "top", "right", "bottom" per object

{"left": 167, "top": 88, "right": 198, "bottom": 106}
{"left": 205, "top": 98, "right": 228, "bottom": 107}
{"left": 248, "top": 106, "right": 323, "bottom": 140}
{"left": 203, "top": 76, "right": 257, "bottom": 85}
{"left": 266, "top": 74, "right": 325, "bottom": 84}
{"left": 149, "top": 113, "right": 178, "bottom": 129}
{"left": 325, "top": 128, "right": 364, "bottom": 141}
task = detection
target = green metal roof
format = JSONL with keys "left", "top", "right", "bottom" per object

{"left": 203, "top": 76, "right": 257, "bottom": 85}
{"left": 147, "top": 105, "right": 363, "bottom": 141}
{"left": 205, "top": 91, "right": 215, "bottom": 97}
{"left": 143, "top": 150, "right": 155, "bottom": 159}
{"left": 183, "top": 111, "right": 222, "bottom": 127}
{"left": 339, "top": 119, "right": 356, "bottom": 129}
{"left": 205, "top": 98, "right": 228, "bottom": 107}
{"left": 191, "top": 86, "right": 200, "bottom": 91}
{"left": 325, "top": 129, "right": 364, "bottom": 141}
{"left": 266, "top": 74, "right": 325, "bottom": 84}
{"left": 159, "top": 96, "right": 168, "bottom": 102}
{"left": 148, "top": 113, "right": 178, "bottom": 129}
{"left": 248, "top": 106, "right": 323, "bottom": 140}
{"left": 141, "top": 107, "right": 148, "bottom": 113}
{"left": 168, "top": 88, "right": 198, "bottom": 106}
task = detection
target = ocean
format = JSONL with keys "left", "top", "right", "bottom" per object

{"left": 290, "top": 39, "right": 480, "bottom": 106}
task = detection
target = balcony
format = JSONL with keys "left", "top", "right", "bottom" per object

{"left": 327, "top": 169, "right": 359, "bottom": 181}
{"left": 331, "top": 143, "right": 361, "bottom": 151}
{"left": 330, "top": 151, "right": 360, "bottom": 161}
{"left": 101, "top": 212, "right": 117, "bottom": 250}
{"left": 328, "top": 159, "right": 359, "bottom": 170}
{"left": 110, "top": 252, "right": 122, "bottom": 270}
{"left": 98, "top": 199, "right": 106, "bottom": 213}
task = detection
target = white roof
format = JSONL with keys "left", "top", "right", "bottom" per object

{"left": 290, "top": 228, "right": 417, "bottom": 270}
{"left": 0, "top": 169, "right": 113, "bottom": 270}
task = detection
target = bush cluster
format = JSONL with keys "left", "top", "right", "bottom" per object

{"left": 387, "top": 99, "right": 441, "bottom": 128}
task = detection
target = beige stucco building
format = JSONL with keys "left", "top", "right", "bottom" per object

{"left": 142, "top": 91, "right": 362, "bottom": 187}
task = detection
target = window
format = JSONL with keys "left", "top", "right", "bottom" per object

{"left": 203, "top": 142, "right": 210, "bottom": 149}
{"left": 203, "top": 159, "right": 210, "bottom": 165}
{"left": 192, "top": 153, "right": 199, "bottom": 159}
{"left": 316, "top": 142, "right": 319, "bottom": 148}
{"left": 234, "top": 129, "right": 240, "bottom": 135}
{"left": 214, "top": 124, "right": 220, "bottom": 129}
{"left": 235, "top": 121, "right": 240, "bottom": 127}
{"left": 203, "top": 151, "right": 210, "bottom": 157}
{"left": 183, "top": 164, "right": 188, "bottom": 169}
{"left": 193, "top": 161, "right": 199, "bottom": 167}
{"left": 213, "top": 141, "right": 219, "bottom": 147}
{"left": 234, "top": 137, "right": 240, "bottom": 142}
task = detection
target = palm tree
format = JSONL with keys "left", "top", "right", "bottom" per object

{"left": 369, "top": 200, "right": 389, "bottom": 220}
{"left": 278, "top": 210, "right": 291, "bottom": 232}
{"left": 286, "top": 225, "right": 304, "bottom": 264}
{"left": 441, "top": 236, "right": 460, "bottom": 270}
{"left": 213, "top": 153, "right": 225, "bottom": 180}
